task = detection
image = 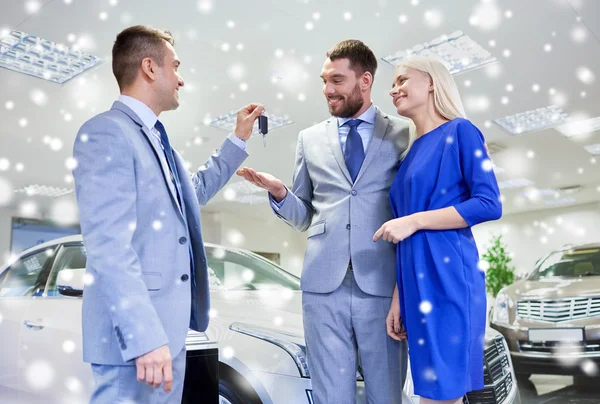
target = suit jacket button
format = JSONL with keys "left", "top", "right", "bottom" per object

{"left": 346, "top": 224, "right": 351, "bottom": 230}
{"left": 181, "top": 274, "right": 189, "bottom": 282}
{"left": 120, "top": 343, "right": 127, "bottom": 350}
{"left": 351, "top": 190, "right": 357, "bottom": 196}
{"left": 179, "top": 237, "right": 187, "bottom": 244}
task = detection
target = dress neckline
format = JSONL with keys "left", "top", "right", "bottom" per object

{"left": 413, "top": 119, "right": 455, "bottom": 144}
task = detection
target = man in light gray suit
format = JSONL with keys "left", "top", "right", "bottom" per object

{"left": 238, "top": 40, "right": 409, "bottom": 403}
{"left": 72, "top": 25, "right": 263, "bottom": 403}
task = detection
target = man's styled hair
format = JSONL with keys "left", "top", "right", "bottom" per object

{"left": 326, "top": 39, "right": 378, "bottom": 83}
{"left": 112, "top": 25, "right": 175, "bottom": 91}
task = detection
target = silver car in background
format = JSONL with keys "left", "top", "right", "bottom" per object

{"left": 490, "top": 243, "right": 600, "bottom": 382}
{"left": 0, "top": 235, "right": 519, "bottom": 403}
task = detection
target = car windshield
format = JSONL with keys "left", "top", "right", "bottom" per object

{"left": 206, "top": 246, "right": 300, "bottom": 291}
{"left": 529, "top": 247, "right": 600, "bottom": 280}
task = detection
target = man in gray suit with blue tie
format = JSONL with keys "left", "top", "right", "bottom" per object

{"left": 72, "top": 25, "right": 264, "bottom": 403}
{"left": 238, "top": 40, "right": 409, "bottom": 403}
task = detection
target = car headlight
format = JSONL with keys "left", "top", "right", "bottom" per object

{"left": 492, "top": 290, "right": 510, "bottom": 325}
{"left": 230, "top": 322, "right": 311, "bottom": 377}
{"left": 230, "top": 323, "right": 364, "bottom": 381}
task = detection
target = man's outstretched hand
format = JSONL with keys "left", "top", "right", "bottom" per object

{"left": 236, "top": 167, "right": 287, "bottom": 202}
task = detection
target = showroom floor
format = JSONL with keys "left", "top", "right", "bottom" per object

{"left": 519, "top": 375, "right": 600, "bottom": 403}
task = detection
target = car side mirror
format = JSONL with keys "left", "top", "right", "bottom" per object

{"left": 57, "top": 268, "right": 85, "bottom": 297}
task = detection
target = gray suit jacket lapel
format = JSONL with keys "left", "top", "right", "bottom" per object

{"left": 111, "top": 101, "right": 184, "bottom": 218}
{"left": 326, "top": 108, "right": 392, "bottom": 185}
{"left": 326, "top": 118, "right": 353, "bottom": 184}
{"left": 354, "top": 108, "right": 391, "bottom": 184}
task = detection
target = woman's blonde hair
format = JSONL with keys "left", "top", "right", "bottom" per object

{"left": 396, "top": 56, "right": 466, "bottom": 159}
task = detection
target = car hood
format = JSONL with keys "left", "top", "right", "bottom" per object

{"left": 504, "top": 276, "right": 600, "bottom": 300}
{"left": 209, "top": 290, "right": 305, "bottom": 338}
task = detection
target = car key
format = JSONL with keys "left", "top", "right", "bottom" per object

{"left": 258, "top": 115, "right": 268, "bottom": 147}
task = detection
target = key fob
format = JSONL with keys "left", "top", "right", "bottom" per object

{"left": 258, "top": 115, "right": 268, "bottom": 135}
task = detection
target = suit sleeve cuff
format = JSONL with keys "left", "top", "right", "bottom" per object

{"left": 227, "top": 132, "right": 247, "bottom": 151}
{"left": 269, "top": 193, "right": 287, "bottom": 212}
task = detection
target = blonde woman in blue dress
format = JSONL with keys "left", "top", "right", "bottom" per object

{"left": 374, "top": 56, "right": 502, "bottom": 404}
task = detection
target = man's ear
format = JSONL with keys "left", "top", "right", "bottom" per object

{"left": 362, "top": 71, "right": 373, "bottom": 90}
{"left": 140, "top": 57, "right": 157, "bottom": 81}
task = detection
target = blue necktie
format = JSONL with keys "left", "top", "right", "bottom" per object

{"left": 344, "top": 119, "right": 365, "bottom": 182}
{"left": 154, "top": 120, "right": 199, "bottom": 330}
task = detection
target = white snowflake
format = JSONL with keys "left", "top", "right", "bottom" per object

{"left": 197, "top": 0, "right": 213, "bottom": 14}
{"left": 418, "top": 338, "right": 425, "bottom": 345}
{"left": 464, "top": 95, "right": 491, "bottom": 113}
{"left": 481, "top": 159, "right": 494, "bottom": 172}
{"left": 424, "top": 9, "right": 442, "bottom": 28}
{"left": 83, "top": 273, "right": 94, "bottom": 286}
{"left": 65, "top": 157, "right": 78, "bottom": 170}
{"left": 443, "top": 257, "right": 450, "bottom": 264}
{"left": 543, "top": 43, "right": 552, "bottom": 52}
{"left": 571, "top": 26, "right": 588, "bottom": 43}
{"left": 26, "top": 361, "right": 55, "bottom": 390}
{"left": 4, "top": 101, "right": 14, "bottom": 110}
{"left": 212, "top": 248, "right": 226, "bottom": 259}
{"left": 65, "top": 376, "right": 82, "bottom": 393}
{"left": 343, "top": 12, "right": 352, "bottom": 21}
{"left": 552, "top": 344, "right": 582, "bottom": 367}
{"left": 50, "top": 199, "right": 79, "bottom": 226}
{"left": 576, "top": 66, "right": 595, "bottom": 85}
{"left": 209, "top": 309, "right": 218, "bottom": 318}
{"left": 25, "top": 0, "right": 42, "bottom": 14}
{"left": 227, "top": 64, "right": 246, "bottom": 81}
{"left": 62, "top": 340, "right": 76, "bottom": 354}
{"left": 30, "top": 89, "right": 48, "bottom": 106}
{"left": 470, "top": 2, "right": 502, "bottom": 31}
{"left": 478, "top": 260, "right": 489, "bottom": 272}
{"left": 273, "top": 316, "right": 284, "bottom": 326}
{"left": 222, "top": 346, "right": 235, "bottom": 359}
{"left": 419, "top": 300, "right": 432, "bottom": 314}
{"left": 20, "top": 201, "right": 38, "bottom": 217}
{"left": 226, "top": 230, "right": 245, "bottom": 246}
{"left": 242, "top": 270, "right": 255, "bottom": 282}
{"left": 152, "top": 220, "right": 163, "bottom": 231}
{"left": 398, "top": 14, "right": 408, "bottom": 24}
{"left": 423, "top": 367, "right": 437, "bottom": 382}
{"left": 0, "top": 313, "right": 3, "bottom": 324}
{"left": 581, "top": 359, "right": 598, "bottom": 376}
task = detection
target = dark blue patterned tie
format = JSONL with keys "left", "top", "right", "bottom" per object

{"left": 344, "top": 119, "right": 365, "bottom": 182}
{"left": 154, "top": 120, "right": 198, "bottom": 330}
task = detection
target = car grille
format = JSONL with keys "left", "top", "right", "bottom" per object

{"left": 464, "top": 336, "right": 514, "bottom": 404}
{"left": 519, "top": 339, "right": 600, "bottom": 354}
{"left": 517, "top": 296, "right": 600, "bottom": 322}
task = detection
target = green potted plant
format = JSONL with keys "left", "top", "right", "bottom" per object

{"left": 482, "top": 234, "right": 515, "bottom": 297}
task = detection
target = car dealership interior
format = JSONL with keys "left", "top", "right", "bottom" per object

{"left": 1, "top": 0, "right": 600, "bottom": 403}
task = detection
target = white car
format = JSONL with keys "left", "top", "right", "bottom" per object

{"left": 0, "top": 235, "right": 519, "bottom": 404}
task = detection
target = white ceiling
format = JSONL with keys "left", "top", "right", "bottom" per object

{"left": 1, "top": 0, "right": 600, "bottom": 222}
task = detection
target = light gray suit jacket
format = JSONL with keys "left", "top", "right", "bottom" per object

{"left": 73, "top": 101, "right": 247, "bottom": 365}
{"left": 275, "top": 107, "right": 409, "bottom": 297}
